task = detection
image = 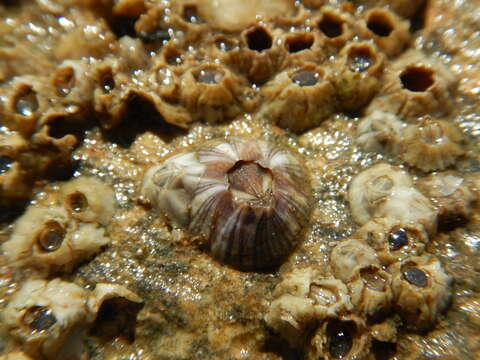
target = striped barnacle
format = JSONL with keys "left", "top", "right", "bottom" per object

{"left": 142, "top": 137, "right": 313, "bottom": 271}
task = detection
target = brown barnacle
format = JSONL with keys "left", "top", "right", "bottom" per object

{"left": 417, "top": 172, "right": 475, "bottom": 232}
{"left": 1, "top": 76, "right": 49, "bottom": 136}
{"left": 1, "top": 205, "right": 110, "bottom": 274}
{"left": 59, "top": 176, "right": 115, "bottom": 225}
{"left": 348, "top": 163, "right": 438, "bottom": 233}
{"left": 265, "top": 267, "right": 352, "bottom": 347}
{"left": 360, "top": 8, "right": 410, "bottom": 56}
{"left": 0, "top": 132, "right": 32, "bottom": 205}
{"left": 356, "top": 110, "right": 406, "bottom": 155}
{"left": 315, "top": 7, "right": 355, "bottom": 51}
{"left": 348, "top": 264, "right": 393, "bottom": 318}
{"left": 401, "top": 117, "right": 464, "bottom": 172}
{"left": 366, "top": 50, "right": 456, "bottom": 123}
{"left": 330, "top": 238, "right": 380, "bottom": 283}
{"left": 239, "top": 24, "right": 286, "bottom": 84}
{"left": 333, "top": 41, "right": 385, "bottom": 111}
{"left": 390, "top": 256, "right": 453, "bottom": 331}
{"left": 260, "top": 64, "right": 336, "bottom": 133}
{"left": 2, "top": 279, "right": 89, "bottom": 360}
{"left": 357, "top": 217, "right": 429, "bottom": 266}
{"left": 179, "top": 63, "right": 247, "bottom": 124}
{"left": 87, "top": 283, "right": 144, "bottom": 343}
{"left": 281, "top": 31, "right": 326, "bottom": 68}
{"left": 305, "top": 315, "right": 371, "bottom": 360}
{"left": 142, "top": 137, "right": 313, "bottom": 271}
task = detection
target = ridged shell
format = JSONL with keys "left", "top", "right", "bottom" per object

{"left": 142, "top": 137, "right": 312, "bottom": 271}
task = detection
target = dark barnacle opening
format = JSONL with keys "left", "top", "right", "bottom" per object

{"left": 410, "top": 0, "right": 429, "bottom": 32}
{"left": 367, "top": 11, "right": 394, "bottom": 37}
{"left": 360, "top": 266, "right": 387, "bottom": 291}
{"left": 0, "top": 155, "right": 13, "bottom": 174}
{"left": 164, "top": 48, "right": 183, "bottom": 66}
{"left": 402, "top": 264, "right": 429, "bottom": 288}
{"left": 246, "top": 27, "right": 272, "bottom": 52}
{"left": 285, "top": 33, "right": 314, "bottom": 53}
{"left": 67, "top": 191, "right": 89, "bottom": 213}
{"left": 138, "top": 28, "right": 171, "bottom": 44}
{"left": 318, "top": 13, "right": 344, "bottom": 38}
{"left": 347, "top": 45, "right": 375, "bottom": 72}
{"left": 14, "top": 87, "right": 39, "bottom": 117}
{"left": 372, "top": 340, "right": 397, "bottom": 360}
{"left": 99, "top": 69, "right": 115, "bottom": 94}
{"left": 37, "top": 220, "right": 65, "bottom": 252}
{"left": 327, "top": 320, "right": 356, "bottom": 359}
{"left": 183, "top": 5, "right": 204, "bottom": 24}
{"left": 90, "top": 297, "right": 144, "bottom": 343}
{"left": 291, "top": 70, "right": 320, "bottom": 87}
{"left": 23, "top": 306, "right": 57, "bottom": 331}
{"left": 388, "top": 228, "right": 408, "bottom": 250}
{"left": 400, "top": 66, "right": 434, "bottom": 92}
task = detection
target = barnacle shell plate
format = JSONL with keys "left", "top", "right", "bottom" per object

{"left": 142, "top": 138, "right": 312, "bottom": 271}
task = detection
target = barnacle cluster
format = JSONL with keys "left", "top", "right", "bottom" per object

{"left": 1, "top": 0, "right": 480, "bottom": 359}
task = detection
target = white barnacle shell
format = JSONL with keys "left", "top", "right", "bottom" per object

{"left": 2, "top": 205, "right": 110, "bottom": 274}
{"left": 401, "top": 117, "right": 464, "bottom": 172}
{"left": 142, "top": 137, "right": 312, "bottom": 271}
{"left": 59, "top": 176, "right": 115, "bottom": 225}
{"left": 265, "top": 267, "right": 352, "bottom": 347}
{"left": 390, "top": 255, "right": 453, "bottom": 330}
{"left": 2, "top": 279, "right": 89, "bottom": 360}
{"left": 348, "top": 163, "right": 438, "bottom": 233}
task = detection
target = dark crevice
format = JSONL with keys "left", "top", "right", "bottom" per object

{"left": 102, "top": 93, "right": 185, "bottom": 148}
{"left": 410, "top": 0, "right": 429, "bottom": 32}
{"left": 108, "top": 15, "right": 138, "bottom": 39}
{"left": 286, "top": 34, "right": 314, "bottom": 53}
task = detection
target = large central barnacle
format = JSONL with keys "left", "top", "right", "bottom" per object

{"left": 142, "top": 137, "right": 312, "bottom": 271}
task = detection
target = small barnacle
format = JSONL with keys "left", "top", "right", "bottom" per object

{"left": 1, "top": 76, "right": 49, "bottom": 136}
{"left": 348, "top": 163, "right": 437, "bottom": 233}
{"left": 333, "top": 41, "right": 385, "bottom": 111}
{"left": 361, "top": 8, "right": 410, "bottom": 56}
{"left": 2, "top": 279, "right": 89, "bottom": 360}
{"left": 281, "top": 31, "right": 326, "bottom": 68}
{"left": 315, "top": 7, "right": 355, "bottom": 51}
{"left": 401, "top": 117, "right": 464, "bottom": 172}
{"left": 357, "top": 217, "right": 429, "bottom": 265}
{"left": 305, "top": 315, "right": 371, "bottom": 360}
{"left": 142, "top": 137, "right": 312, "bottom": 271}
{"left": 367, "top": 50, "right": 456, "bottom": 122}
{"left": 390, "top": 256, "right": 453, "bottom": 330}
{"left": 417, "top": 172, "right": 475, "bottom": 232}
{"left": 330, "top": 238, "right": 379, "bottom": 283}
{"left": 87, "top": 283, "right": 144, "bottom": 342}
{"left": 356, "top": 110, "right": 406, "bottom": 155}
{"left": 348, "top": 265, "right": 393, "bottom": 317}
{"left": 260, "top": 64, "right": 336, "bottom": 133}
{"left": 59, "top": 176, "right": 115, "bottom": 225}
{"left": 2, "top": 205, "right": 110, "bottom": 274}
{"left": 265, "top": 267, "right": 352, "bottom": 347}
{"left": 179, "top": 63, "right": 247, "bottom": 124}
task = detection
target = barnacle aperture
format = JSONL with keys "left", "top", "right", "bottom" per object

{"left": 142, "top": 137, "right": 312, "bottom": 271}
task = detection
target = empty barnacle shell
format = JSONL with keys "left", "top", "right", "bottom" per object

{"left": 59, "top": 176, "right": 115, "bottom": 225}
{"left": 179, "top": 63, "right": 247, "bottom": 124}
{"left": 2, "top": 205, "right": 110, "bottom": 274}
{"left": 417, "top": 172, "right": 475, "bottom": 232}
{"left": 357, "top": 217, "right": 429, "bottom": 265}
{"left": 360, "top": 8, "right": 410, "bottom": 56}
{"left": 356, "top": 110, "right": 406, "bottom": 155}
{"left": 87, "top": 283, "right": 144, "bottom": 342}
{"left": 265, "top": 267, "right": 352, "bottom": 347}
{"left": 281, "top": 31, "right": 326, "bottom": 68}
{"left": 305, "top": 315, "right": 371, "bottom": 360}
{"left": 367, "top": 50, "right": 456, "bottom": 122}
{"left": 314, "top": 7, "right": 356, "bottom": 52}
{"left": 260, "top": 64, "right": 336, "bottom": 133}
{"left": 142, "top": 137, "right": 313, "bottom": 271}
{"left": 390, "top": 256, "right": 453, "bottom": 330}
{"left": 348, "top": 163, "right": 438, "bottom": 233}
{"left": 330, "top": 238, "right": 380, "bottom": 283}
{"left": 401, "top": 117, "right": 464, "bottom": 172}
{"left": 333, "top": 41, "right": 385, "bottom": 111}
{"left": 2, "top": 279, "right": 89, "bottom": 360}
{"left": 348, "top": 264, "right": 393, "bottom": 318}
